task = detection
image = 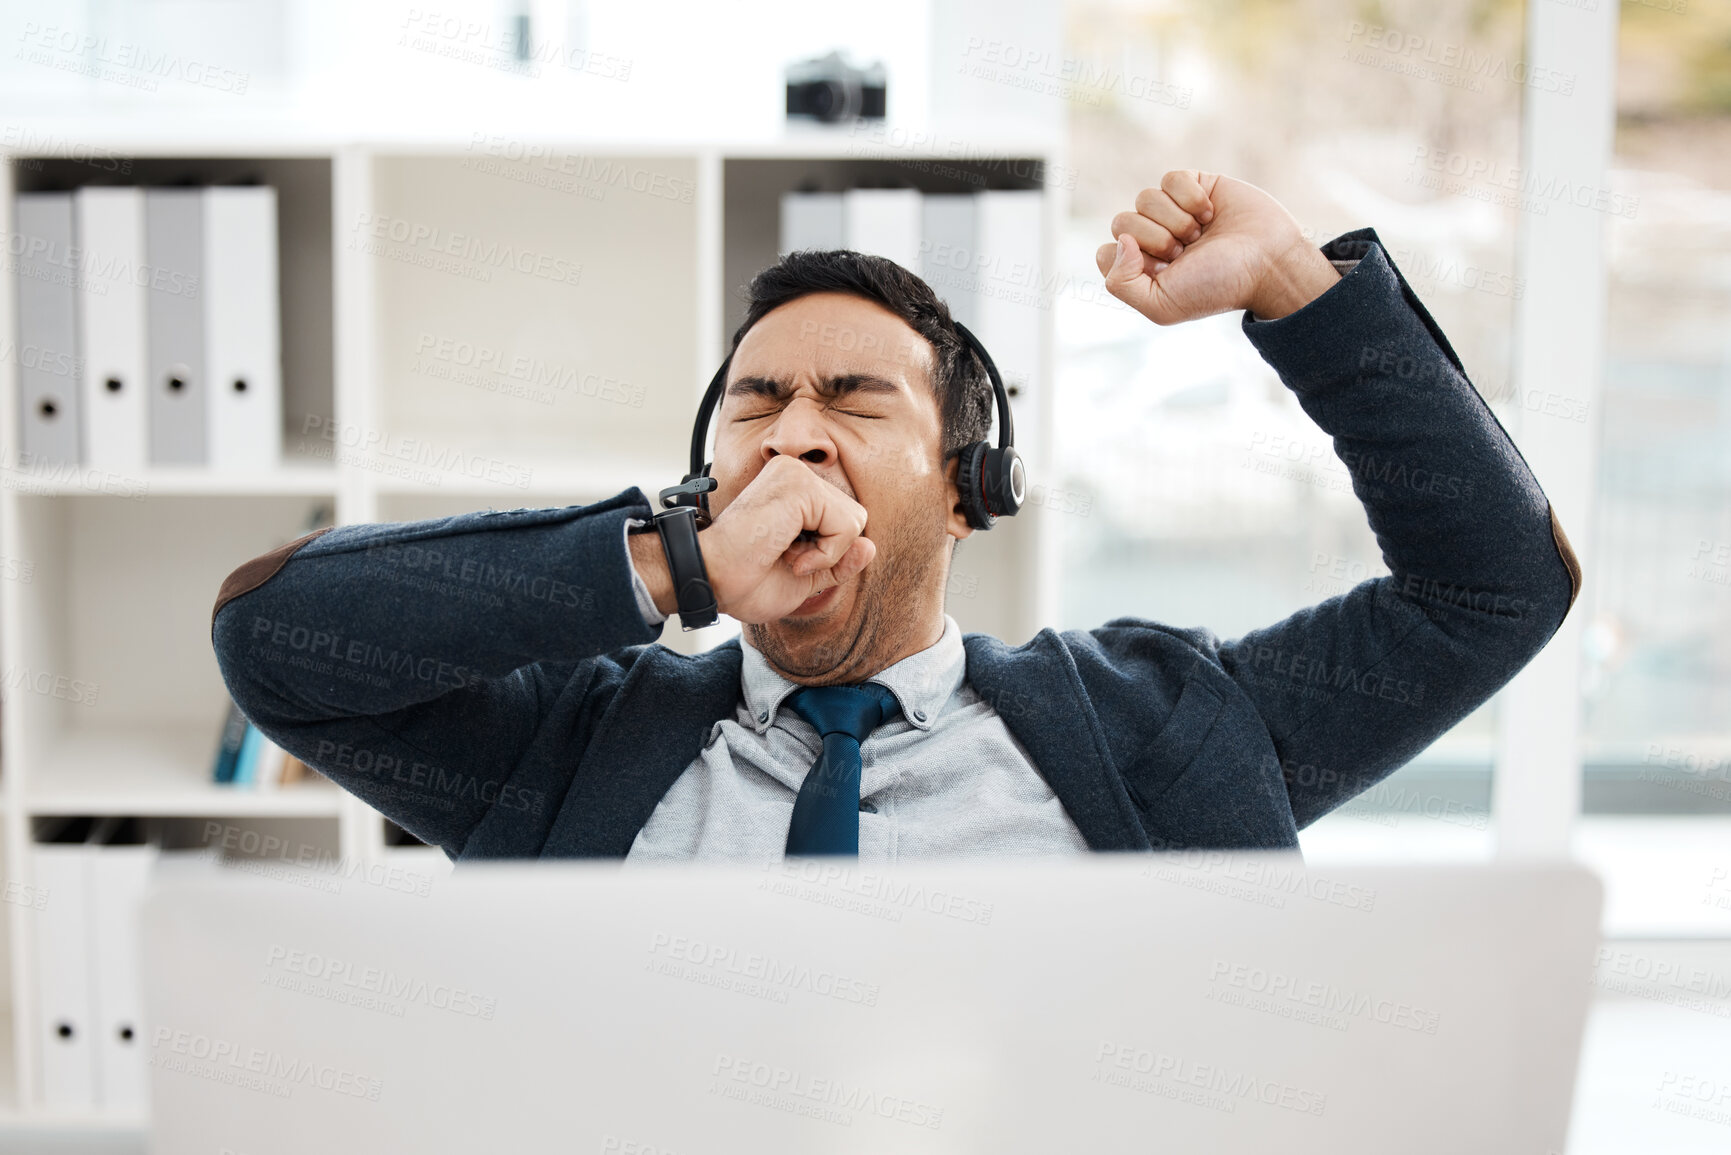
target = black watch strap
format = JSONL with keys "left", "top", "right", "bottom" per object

{"left": 653, "top": 506, "right": 718, "bottom": 630}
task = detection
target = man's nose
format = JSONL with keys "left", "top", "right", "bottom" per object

{"left": 761, "top": 398, "right": 835, "bottom": 467}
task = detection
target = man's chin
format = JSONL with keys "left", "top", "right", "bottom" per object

{"left": 750, "top": 582, "right": 872, "bottom": 681}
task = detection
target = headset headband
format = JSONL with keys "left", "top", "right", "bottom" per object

{"left": 951, "top": 319, "right": 1014, "bottom": 453}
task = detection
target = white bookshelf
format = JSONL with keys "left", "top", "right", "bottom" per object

{"left": 0, "top": 127, "right": 1065, "bottom": 1122}
{"left": 25, "top": 728, "right": 346, "bottom": 819}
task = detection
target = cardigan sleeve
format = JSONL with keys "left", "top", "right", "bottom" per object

{"left": 1215, "top": 228, "right": 1579, "bottom": 828}
{"left": 210, "top": 489, "right": 662, "bottom": 856}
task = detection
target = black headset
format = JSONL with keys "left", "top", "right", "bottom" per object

{"left": 665, "top": 319, "right": 1026, "bottom": 531}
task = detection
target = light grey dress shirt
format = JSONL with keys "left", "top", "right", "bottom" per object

{"left": 622, "top": 543, "right": 1090, "bottom": 861}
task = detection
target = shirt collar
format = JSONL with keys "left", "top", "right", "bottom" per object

{"left": 739, "top": 614, "right": 966, "bottom": 735}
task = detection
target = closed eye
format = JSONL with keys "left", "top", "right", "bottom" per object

{"left": 733, "top": 406, "right": 883, "bottom": 422}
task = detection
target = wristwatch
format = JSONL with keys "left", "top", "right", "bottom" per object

{"left": 640, "top": 478, "right": 719, "bottom": 631}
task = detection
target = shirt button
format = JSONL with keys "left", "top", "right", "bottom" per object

{"left": 911, "top": 708, "right": 926, "bottom": 723}
{"left": 757, "top": 710, "right": 769, "bottom": 724}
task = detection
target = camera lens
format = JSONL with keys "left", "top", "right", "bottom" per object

{"left": 812, "top": 80, "right": 847, "bottom": 121}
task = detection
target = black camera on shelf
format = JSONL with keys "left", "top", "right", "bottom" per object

{"left": 785, "top": 51, "right": 887, "bottom": 123}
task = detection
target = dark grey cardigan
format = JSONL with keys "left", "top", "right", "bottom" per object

{"left": 210, "top": 230, "right": 1581, "bottom": 860}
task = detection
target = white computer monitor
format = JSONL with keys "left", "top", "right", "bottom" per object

{"left": 142, "top": 853, "right": 1601, "bottom": 1154}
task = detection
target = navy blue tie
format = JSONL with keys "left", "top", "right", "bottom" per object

{"left": 784, "top": 683, "right": 901, "bottom": 856}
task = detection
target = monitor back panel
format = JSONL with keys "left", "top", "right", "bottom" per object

{"left": 141, "top": 855, "right": 1602, "bottom": 1155}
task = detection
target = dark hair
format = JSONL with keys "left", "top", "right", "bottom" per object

{"left": 729, "top": 249, "right": 993, "bottom": 462}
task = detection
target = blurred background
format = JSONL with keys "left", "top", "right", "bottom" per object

{"left": 0, "top": 0, "right": 1726, "bottom": 1149}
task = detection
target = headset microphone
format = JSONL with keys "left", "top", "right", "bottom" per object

{"left": 666, "top": 318, "right": 1025, "bottom": 531}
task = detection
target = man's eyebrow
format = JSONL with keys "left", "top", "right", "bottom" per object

{"left": 725, "top": 373, "right": 904, "bottom": 401}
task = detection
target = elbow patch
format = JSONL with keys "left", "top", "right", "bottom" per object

{"left": 211, "top": 527, "right": 335, "bottom": 631}
{"left": 1547, "top": 504, "right": 1582, "bottom": 612}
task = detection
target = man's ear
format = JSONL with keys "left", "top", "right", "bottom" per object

{"left": 944, "top": 455, "right": 976, "bottom": 542}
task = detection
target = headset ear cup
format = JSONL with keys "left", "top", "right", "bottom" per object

{"left": 983, "top": 446, "right": 1026, "bottom": 519}
{"left": 954, "top": 441, "right": 994, "bottom": 530}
